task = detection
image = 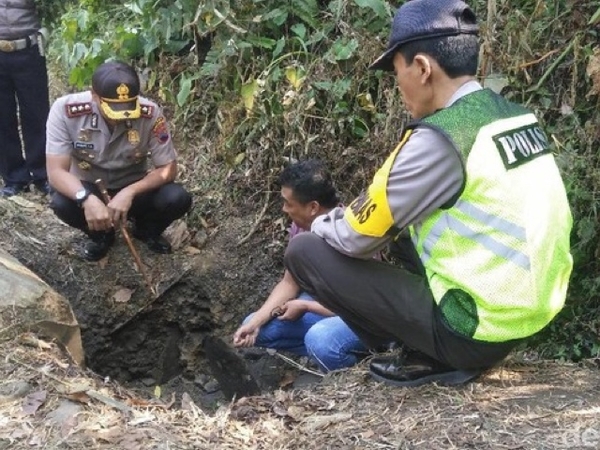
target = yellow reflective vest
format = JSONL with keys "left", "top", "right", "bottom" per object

{"left": 343, "top": 89, "right": 572, "bottom": 342}
{"left": 405, "top": 89, "right": 573, "bottom": 342}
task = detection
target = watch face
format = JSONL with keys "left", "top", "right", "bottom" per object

{"left": 76, "top": 189, "right": 88, "bottom": 200}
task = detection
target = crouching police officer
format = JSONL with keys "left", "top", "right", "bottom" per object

{"left": 46, "top": 61, "right": 192, "bottom": 261}
{"left": 284, "top": 0, "right": 572, "bottom": 387}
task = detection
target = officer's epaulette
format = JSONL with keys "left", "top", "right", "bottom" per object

{"left": 140, "top": 104, "right": 154, "bottom": 118}
{"left": 66, "top": 102, "right": 93, "bottom": 118}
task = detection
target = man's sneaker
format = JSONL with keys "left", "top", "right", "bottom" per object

{"left": 81, "top": 232, "right": 115, "bottom": 261}
{"left": 369, "top": 348, "right": 480, "bottom": 388}
{"left": 0, "top": 183, "right": 28, "bottom": 197}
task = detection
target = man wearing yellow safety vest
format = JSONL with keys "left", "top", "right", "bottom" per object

{"left": 284, "top": 0, "right": 573, "bottom": 387}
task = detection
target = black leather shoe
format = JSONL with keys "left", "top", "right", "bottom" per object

{"left": 132, "top": 229, "right": 172, "bottom": 254}
{"left": 0, "top": 183, "right": 28, "bottom": 197}
{"left": 81, "top": 233, "right": 115, "bottom": 261}
{"left": 369, "top": 350, "right": 480, "bottom": 387}
{"left": 33, "top": 180, "right": 52, "bottom": 195}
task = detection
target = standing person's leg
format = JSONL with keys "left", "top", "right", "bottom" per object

{"left": 14, "top": 46, "right": 49, "bottom": 188}
{"left": 0, "top": 52, "right": 29, "bottom": 192}
{"left": 304, "top": 316, "right": 367, "bottom": 372}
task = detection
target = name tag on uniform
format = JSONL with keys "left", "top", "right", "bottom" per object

{"left": 493, "top": 124, "right": 551, "bottom": 170}
{"left": 74, "top": 142, "right": 95, "bottom": 150}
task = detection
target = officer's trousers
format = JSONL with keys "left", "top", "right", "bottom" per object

{"left": 0, "top": 45, "right": 49, "bottom": 186}
{"left": 50, "top": 181, "right": 192, "bottom": 238}
{"left": 284, "top": 232, "right": 519, "bottom": 371}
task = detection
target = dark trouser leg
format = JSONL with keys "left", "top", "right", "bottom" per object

{"left": 50, "top": 182, "right": 114, "bottom": 261}
{"left": 285, "top": 233, "right": 438, "bottom": 354}
{"left": 14, "top": 46, "right": 49, "bottom": 183}
{"left": 128, "top": 183, "right": 192, "bottom": 236}
{"left": 0, "top": 52, "right": 28, "bottom": 185}
{"left": 284, "top": 233, "right": 517, "bottom": 370}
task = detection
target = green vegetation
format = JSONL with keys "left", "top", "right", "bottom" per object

{"left": 40, "top": 0, "right": 600, "bottom": 360}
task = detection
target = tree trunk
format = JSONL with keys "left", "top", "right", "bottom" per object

{"left": 0, "top": 248, "right": 84, "bottom": 366}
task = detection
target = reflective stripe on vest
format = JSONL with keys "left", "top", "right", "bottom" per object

{"left": 420, "top": 200, "right": 530, "bottom": 271}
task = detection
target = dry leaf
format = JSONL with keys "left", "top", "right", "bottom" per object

{"left": 181, "top": 392, "right": 194, "bottom": 411}
{"left": 163, "top": 220, "right": 190, "bottom": 250}
{"left": 272, "top": 402, "right": 288, "bottom": 417}
{"left": 113, "top": 287, "right": 133, "bottom": 303}
{"left": 279, "top": 370, "right": 296, "bottom": 389}
{"left": 8, "top": 195, "right": 44, "bottom": 211}
{"left": 184, "top": 245, "right": 202, "bottom": 255}
{"left": 362, "top": 429, "right": 375, "bottom": 439}
{"left": 128, "top": 413, "right": 155, "bottom": 426}
{"left": 98, "top": 256, "right": 109, "bottom": 269}
{"left": 18, "top": 332, "right": 52, "bottom": 350}
{"left": 46, "top": 400, "right": 81, "bottom": 438}
{"left": 65, "top": 391, "right": 91, "bottom": 404}
{"left": 301, "top": 413, "right": 353, "bottom": 431}
{"left": 586, "top": 47, "right": 600, "bottom": 98}
{"left": 22, "top": 390, "right": 47, "bottom": 415}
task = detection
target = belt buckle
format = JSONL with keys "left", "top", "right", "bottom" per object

{"left": 0, "top": 40, "right": 16, "bottom": 52}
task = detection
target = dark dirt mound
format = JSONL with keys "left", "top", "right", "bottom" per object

{"left": 0, "top": 188, "right": 301, "bottom": 408}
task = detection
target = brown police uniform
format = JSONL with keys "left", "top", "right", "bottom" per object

{"left": 46, "top": 91, "right": 175, "bottom": 189}
{"left": 47, "top": 90, "right": 191, "bottom": 246}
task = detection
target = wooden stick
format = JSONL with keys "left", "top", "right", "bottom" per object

{"left": 94, "top": 179, "right": 157, "bottom": 297}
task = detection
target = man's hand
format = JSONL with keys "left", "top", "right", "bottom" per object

{"left": 107, "top": 187, "right": 135, "bottom": 226}
{"left": 83, "top": 195, "right": 113, "bottom": 231}
{"left": 233, "top": 323, "right": 260, "bottom": 348}
{"left": 277, "top": 299, "right": 309, "bottom": 321}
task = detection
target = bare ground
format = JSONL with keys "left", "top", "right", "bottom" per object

{"left": 0, "top": 186, "right": 599, "bottom": 450}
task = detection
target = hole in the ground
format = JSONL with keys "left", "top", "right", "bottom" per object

{"left": 76, "top": 275, "right": 283, "bottom": 408}
{"left": 81, "top": 277, "right": 223, "bottom": 400}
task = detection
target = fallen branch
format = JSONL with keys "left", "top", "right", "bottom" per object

{"left": 272, "top": 351, "right": 324, "bottom": 378}
{"left": 237, "top": 191, "right": 271, "bottom": 245}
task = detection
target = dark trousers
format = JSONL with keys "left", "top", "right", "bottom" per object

{"left": 0, "top": 45, "right": 49, "bottom": 185}
{"left": 284, "top": 233, "right": 518, "bottom": 370}
{"left": 50, "top": 181, "right": 192, "bottom": 238}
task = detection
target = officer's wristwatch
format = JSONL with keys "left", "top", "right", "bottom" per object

{"left": 75, "top": 188, "right": 91, "bottom": 208}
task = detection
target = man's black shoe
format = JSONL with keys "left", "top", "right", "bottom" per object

{"left": 132, "top": 229, "right": 172, "bottom": 254}
{"left": 0, "top": 183, "right": 28, "bottom": 197}
{"left": 81, "top": 233, "right": 115, "bottom": 261}
{"left": 369, "top": 350, "right": 480, "bottom": 388}
{"left": 33, "top": 180, "right": 52, "bottom": 195}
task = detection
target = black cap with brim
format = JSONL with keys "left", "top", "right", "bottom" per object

{"left": 92, "top": 60, "right": 142, "bottom": 120}
{"left": 369, "top": 0, "right": 479, "bottom": 72}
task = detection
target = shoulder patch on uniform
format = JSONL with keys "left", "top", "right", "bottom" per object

{"left": 152, "top": 116, "right": 170, "bottom": 143}
{"left": 65, "top": 102, "right": 93, "bottom": 118}
{"left": 140, "top": 104, "right": 154, "bottom": 118}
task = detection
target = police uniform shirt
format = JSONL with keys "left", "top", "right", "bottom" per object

{"left": 310, "top": 82, "right": 482, "bottom": 258}
{"left": 46, "top": 91, "right": 177, "bottom": 190}
{"left": 0, "top": 0, "right": 40, "bottom": 40}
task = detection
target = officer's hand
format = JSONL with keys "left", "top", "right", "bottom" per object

{"left": 83, "top": 195, "right": 113, "bottom": 231}
{"left": 277, "top": 299, "right": 307, "bottom": 321}
{"left": 233, "top": 323, "right": 260, "bottom": 348}
{"left": 107, "top": 188, "right": 135, "bottom": 226}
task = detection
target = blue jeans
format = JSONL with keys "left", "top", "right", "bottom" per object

{"left": 243, "top": 293, "right": 366, "bottom": 372}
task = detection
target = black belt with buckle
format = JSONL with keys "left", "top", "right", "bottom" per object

{"left": 0, "top": 32, "right": 38, "bottom": 53}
